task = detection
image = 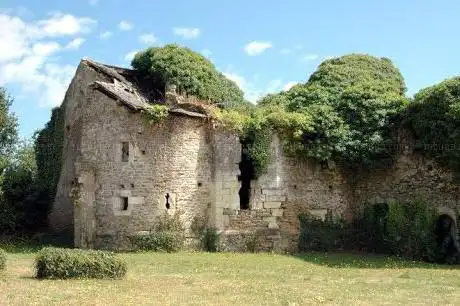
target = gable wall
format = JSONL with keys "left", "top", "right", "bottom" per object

{"left": 76, "top": 87, "right": 214, "bottom": 249}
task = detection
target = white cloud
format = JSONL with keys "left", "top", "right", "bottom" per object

{"left": 35, "top": 12, "right": 96, "bottom": 37}
{"left": 223, "top": 71, "right": 283, "bottom": 103}
{"left": 244, "top": 41, "right": 272, "bottom": 56}
{"left": 118, "top": 20, "right": 133, "bottom": 31}
{"left": 99, "top": 31, "right": 112, "bottom": 39}
{"left": 303, "top": 54, "right": 319, "bottom": 61}
{"left": 139, "top": 33, "right": 157, "bottom": 44}
{"left": 173, "top": 27, "right": 200, "bottom": 39}
{"left": 65, "top": 37, "right": 85, "bottom": 50}
{"left": 88, "top": 0, "right": 99, "bottom": 5}
{"left": 32, "top": 42, "right": 61, "bottom": 56}
{"left": 124, "top": 50, "right": 138, "bottom": 62}
{"left": 0, "top": 12, "right": 95, "bottom": 107}
{"left": 283, "top": 81, "right": 298, "bottom": 91}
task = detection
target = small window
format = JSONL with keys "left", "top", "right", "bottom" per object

{"left": 121, "top": 197, "right": 129, "bottom": 211}
{"left": 121, "top": 142, "right": 129, "bottom": 162}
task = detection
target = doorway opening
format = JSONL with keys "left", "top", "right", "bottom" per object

{"left": 238, "top": 143, "right": 255, "bottom": 210}
{"left": 435, "top": 214, "right": 460, "bottom": 263}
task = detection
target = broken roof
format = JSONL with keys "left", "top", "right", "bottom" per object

{"left": 83, "top": 58, "right": 212, "bottom": 119}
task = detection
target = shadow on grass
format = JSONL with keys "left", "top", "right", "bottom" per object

{"left": 294, "top": 251, "right": 460, "bottom": 269}
{"left": 0, "top": 232, "right": 73, "bottom": 254}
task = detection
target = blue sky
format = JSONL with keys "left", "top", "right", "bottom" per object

{"left": 0, "top": 0, "right": 459, "bottom": 138}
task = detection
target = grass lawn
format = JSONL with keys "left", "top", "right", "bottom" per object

{"left": 1, "top": 251, "right": 460, "bottom": 305}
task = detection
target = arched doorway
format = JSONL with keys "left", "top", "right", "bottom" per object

{"left": 435, "top": 213, "right": 460, "bottom": 264}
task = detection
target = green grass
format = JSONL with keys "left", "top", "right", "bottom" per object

{"left": 1, "top": 251, "right": 460, "bottom": 305}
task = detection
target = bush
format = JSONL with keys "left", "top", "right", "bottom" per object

{"left": 201, "top": 227, "right": 220, "bottom": 252}
{"left": 244, "top": 232, "right": 260, "bottom": 253}
{"left": 0, "top": 248, "right": 6, "bottom": 270}
{"left": 130, "top": 231, "right": 183, "bottom": 252}
{"left": 354, "top": 199, "right": 441, "bottom": 262}
{"left": 298, "top": 213, "right": 345, "bottom": 252}
{"left": 385, "top": 200, "right": 438, "bottom": 261}
{"left": 130, "top": 211, "right": 185, "bottom": 252}
{"left": 35, "top": 247, "right": 127, "bottom": 279}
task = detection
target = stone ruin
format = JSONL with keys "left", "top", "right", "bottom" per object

{"left": 49, "top": 59, "right": 460, "bottom": 252}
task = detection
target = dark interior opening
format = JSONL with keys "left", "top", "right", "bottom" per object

{"left": 121, "top": 142, "right": 129, "bottom": 162}
{"left": 122, "top": 197, "right": 129, "bottom": 211}
{"left": 238, "top": 143, "right": 255, "bottom": 210}
{"left": 165, "top": 193, "right": 170, "bottom": 209}
{"left": 435, "top": 214, "right": 459, "bottom": 259}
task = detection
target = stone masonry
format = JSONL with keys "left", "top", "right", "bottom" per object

{"left": 50, "top": 58, "right": 460, "bottom": 252}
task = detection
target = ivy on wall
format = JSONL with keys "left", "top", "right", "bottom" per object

{"left": 35, "top": 105, "right": 65, "bottom": 202}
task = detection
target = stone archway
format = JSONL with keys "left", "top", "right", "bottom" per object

{"left": 435, "top": 207, "right": 460, "bottom": 264}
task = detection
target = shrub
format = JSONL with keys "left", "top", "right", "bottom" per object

{"left": 130, "top": 231, "right": 183, "bottom": 253}
{"left": 35, "top": 247, "right": 127, "bottom": 279}
{"left": 244, "top": 232, "right": 260, "bottom": 253}
{"left": 130, "top": 211, "right": 185, "bottom": 252}
{"left": 298, "top": 212, "right": 345, "bottom": 252}
{"left": 201, "top": 227, "right": 220, "bottom": 252}
{"left": 141, "top": 104, "right": 169, "bottom": 124}
{"left": 0, "top": 248, "right": 6, "bottom": 270}
{"left": 385, "top": 199, "right": 438, "bottom": 261}
{"left": 353, "top": 199, "right": 441, "bottom": 262}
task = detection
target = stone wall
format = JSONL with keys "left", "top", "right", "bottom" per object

{"left": 220, "top": 133, "right": 459, "bottom": 253}
{"left": 50, "top": 61, "right": 99, "bottom": 232}
{"left": 219, "top": 136, "right": 351, "bottom": 252}
{"left": 76, "top": 89, "right": 213, "bottom": 249}
{"left": 354, "top": 152, "right": 460, "bottom": 214}
{"left": 53, "top": 61, "right": 460, "bottom": 253}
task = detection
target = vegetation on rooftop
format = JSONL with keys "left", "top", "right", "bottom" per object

{"left": 131, "top": 44, "right": 246, "bottom": 107}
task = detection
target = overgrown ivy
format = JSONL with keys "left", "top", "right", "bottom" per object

{"left": 34, "top": 106, "right": 65, "bottom": 203}
{"left": 406, "top": 77, "right": 460, "bottom": 172}
{"left": 141, "top": 104, "right": 169, "bottom": 125}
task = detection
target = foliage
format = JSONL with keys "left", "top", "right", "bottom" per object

{"left": 406, "top": 77, "right": 460, "bottom": 172}
{"left": 251, "top": 54, "right": 408, "bottom": 168}
{"left": 141, "top": 104, "right": 169, "bottom": 124}
{"left": 132, "top": 44, "right": 245, "bottom": 106}
{"left": 0, "top": 88, "right": 19, "bottom": 173}
{"left": 243, "top": 232, "right": 261, "bottom": 253}
{"left": 0, "top": 139, "right": 50, "bottom": 233}
{"left": 384, "top": 200, "right": 438, "bottom": 261}
{"left": 298, "top": 200, "right": 449, "bottom": 263}
{"left": 298, "top": 212, "right": 345, "bottom": 252}
{"left": 201, "top": 227, "right": 220, "bottom": 252}
{"left": 130, "top": 231, "right": 184, "bottom": 253}
{"left": 0, "top": 248, "right": 5, "bottom": 270}
{"left": 130, "top": 211, "right": 185, "bottom": 252}
{"left": 34, "top": 106, "right": 65, "bottom": 205}
{"left": 35, "top": 247, "right": 127, "bottom": 279}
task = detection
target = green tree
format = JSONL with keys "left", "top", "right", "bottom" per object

{"left": 0, "top": 87, "right": 18, "bottom": 172}
{"left": 132, "top": 44, "right": 245, "bottom": 106}
{"left": 256, "top": 54, "right": 408, "bottom": 165}
{"left": 407, "top": 77, "right": 460, "bottom": 171}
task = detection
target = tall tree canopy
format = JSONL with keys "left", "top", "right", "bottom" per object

{"left": 132, "top": 44, "right": 245, "bottom": 106}
{"left": 0, "top": 87, "right": 18, "bottom": 172}
{"left": 407, "top": 77, "right": 460, "bottom": 171}
{"left": 255, "top": 54, "right": 408, "bottom": 165}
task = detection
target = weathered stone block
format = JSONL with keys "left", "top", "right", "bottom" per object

{"left": 271, "top": 208, "right": 283, "bottom": 217}
{"left": 266, "top": 195, "right": 286, "bottom": 202}
{"left": 262, "top": 188, "right": 285, "bottom": 196}
{"left": 263, "top": 201, "right": 282, "bottom": 209}
{"left": 268, "top": 222, "right": 279, "bottom": 229}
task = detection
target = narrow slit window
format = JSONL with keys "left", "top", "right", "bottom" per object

{"left": 121, "top": 142, "right": 129, "bottom": 162}
{"left": 121, "top": 197, "right": 129, "bottom": 211}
